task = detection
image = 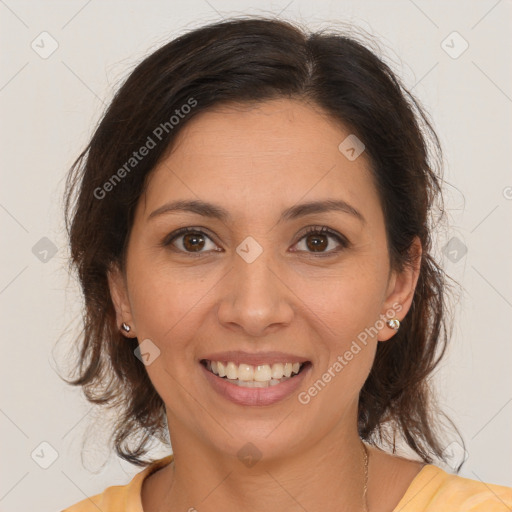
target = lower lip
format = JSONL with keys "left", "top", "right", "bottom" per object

{"left": 200, "top": 362, "right": 311, "bottom": 406}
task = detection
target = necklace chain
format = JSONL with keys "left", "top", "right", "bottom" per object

{"left": 160, "top": 443, "right": 370, "bottom": 510}
{"left": 362, "top": 441, "right": 369, "bottom": 512}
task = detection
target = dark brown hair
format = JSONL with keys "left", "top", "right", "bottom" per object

{"left": 63, "top": 16, "right": 463, "bottom": 468}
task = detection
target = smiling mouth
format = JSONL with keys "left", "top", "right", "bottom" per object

{"left": 200, "top": 359, "right": 311, "bottom": 388}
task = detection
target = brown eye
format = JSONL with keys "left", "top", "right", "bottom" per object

{"left": 293, "top": 226, "right": 348, "bottom": 255}
{"left": 305, "top": 233, "right": 329, "bottom": 252}
{"left": 164, "top": 228, "right": 219, "bottom": 254}
{"left": 182, "top": 232, "right": 206, "bottom": 252}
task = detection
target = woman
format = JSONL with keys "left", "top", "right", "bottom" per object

{"left": 61, "top": 16, "right": 511, "bottom": 512}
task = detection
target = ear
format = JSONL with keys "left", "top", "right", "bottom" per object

{"left": 377, "top": 237, "right": 422, "bottom": 342}
{"left": 107, "top": 263, "right": 136, "bottom": 337}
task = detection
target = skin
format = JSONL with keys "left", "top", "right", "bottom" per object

{"left": 108, "top": 98, "right": 424, "bottom": 512}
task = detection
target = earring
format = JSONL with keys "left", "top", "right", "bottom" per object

{"left": 121, "top": 322, "right": 131, "bottom": 333}
{"left": 386, "top": 318, "right": 400, "bottom": 331}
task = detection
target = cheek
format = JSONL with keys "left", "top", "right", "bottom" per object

{"left": 298, "top": 257, "right": 388, "bottom": 344}
{"left": 126, "top": 265, "right": 212, "bottom": 405}
{"left": 292, "top": 269, "right": 385, "bottom": 429}
{"left": 128, "top": 245, "right": 389, "bottom": 352}
{"left": 130, "top": 270, "right": 208, "bottom": 340}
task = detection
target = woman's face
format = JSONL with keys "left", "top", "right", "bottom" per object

{"left": 109, "top": 98, "right": 419, "bottom": 460}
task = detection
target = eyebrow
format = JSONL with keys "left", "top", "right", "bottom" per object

{"left": 148, "top": 198, "right": 365, "bottom": 224}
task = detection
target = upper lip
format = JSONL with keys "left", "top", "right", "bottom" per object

{"left": 200, "top": 351, "right": 310, "bottom": 366}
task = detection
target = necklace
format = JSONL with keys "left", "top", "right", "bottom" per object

{"left": 362, "top": 441, "right": 369, "bottom": 511}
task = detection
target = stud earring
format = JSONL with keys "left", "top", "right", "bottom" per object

{"left": 121, "top": 322, "right": 131, "bottom": 333}
{"left": 386, "top": 318, "right": 400, "bottom": 331}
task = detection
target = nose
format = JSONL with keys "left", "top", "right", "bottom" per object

{"left": 217, "top": 248, "right": 294, "bottom": 337}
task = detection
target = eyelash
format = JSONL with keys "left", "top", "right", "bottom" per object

{"left": 162, "top": 225, "right": 350, "bottom": 257}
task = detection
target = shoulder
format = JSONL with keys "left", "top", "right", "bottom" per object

{"left": 394, "top": 464, "right": 512, "bottom": 512}
{"left": 60, "top": 455, "right": 174, "bottom": 512}
{"left": 60, "top": 483, "right": 133, "bottom": 512}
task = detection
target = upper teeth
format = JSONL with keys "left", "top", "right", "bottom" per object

{"left": 206, "top": 361, "right": 302, "bottom": 381}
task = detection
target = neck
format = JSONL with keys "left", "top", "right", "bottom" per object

{"left": 144, "top": 410, "right": 368, "bottom": 512}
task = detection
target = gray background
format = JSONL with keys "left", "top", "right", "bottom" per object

{"left": 1, "top": 1, "right": 511, "bottom": 510}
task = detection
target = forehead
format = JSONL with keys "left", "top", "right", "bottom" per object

{"left": 171, "top": 99, "right": 346, "bottom": 153}
{"left": 139, "top": 99, "right": 380, "bottom": 224}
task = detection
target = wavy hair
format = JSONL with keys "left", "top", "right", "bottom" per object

{"left": 63, "top": 16, "right": 463, "bottom": 467}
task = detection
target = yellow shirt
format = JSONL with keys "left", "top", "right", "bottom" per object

{"left": 62, "top": 454, "right": 512, "bottom": 511}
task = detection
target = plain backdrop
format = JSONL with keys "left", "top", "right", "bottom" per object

{"left": 1, "top": 1, "right": 511, "bottom": 510}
